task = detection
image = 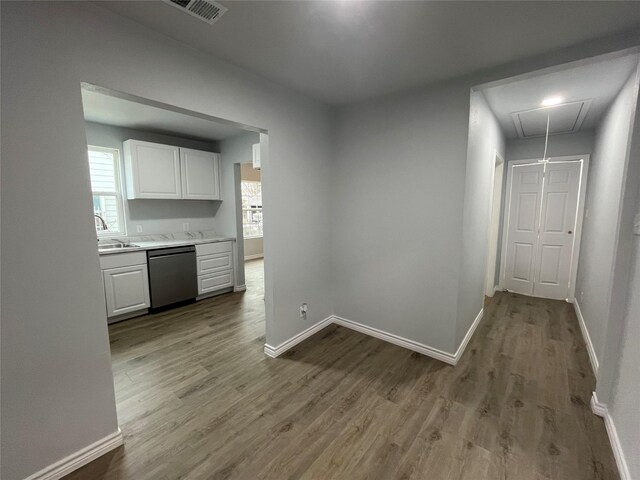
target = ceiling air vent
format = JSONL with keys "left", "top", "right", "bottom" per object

{"left": 163, "top": 0, "right": 228, "bottom": 25}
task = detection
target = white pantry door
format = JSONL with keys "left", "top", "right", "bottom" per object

{"left": 534, "top": 161, "right": 581, "bottom": 299}
{"left": 503, "top": 161, "right": 582, "bottom": 300}
{"left": 503, "top": 163, "right": 544, "bottom": 296}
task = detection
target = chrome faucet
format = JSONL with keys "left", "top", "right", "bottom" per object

{"left": 94, "top": 214, "right": 108, "bottom": 231}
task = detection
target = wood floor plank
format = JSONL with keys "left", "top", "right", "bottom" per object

{"left": 64, "top": 267, "right": 619, "bottom": 480}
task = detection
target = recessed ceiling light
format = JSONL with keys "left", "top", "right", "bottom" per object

{"left": 541, "top": 96, "right": 564, "bottom": 107}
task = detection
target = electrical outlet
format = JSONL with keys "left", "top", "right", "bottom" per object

{"left": 300, "top": 303, "right": 308, "bottom": 319}
{"left": 580, "top": 291, "right": 584, "bottom": 304}
{"left": 634, "top": 213, "right": 640, "bottom": 236}
{"left": 136, "top": 225, "right": 143, "bottom": 233}
{"left": 183, "top": 222, "right": 190, "bottom": 232}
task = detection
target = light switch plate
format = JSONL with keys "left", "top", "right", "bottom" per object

{"left": 183, "top": 222, "right": 190, "bottom": 232}
{"left": 634, "top": 213, "right": 640, "bottom": 236}
{"left": 136, "top": 225, "right": 143, "bottom": 233}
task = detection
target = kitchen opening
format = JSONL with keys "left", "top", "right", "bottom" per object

{"left": 81, "top": 83, "right": 268, "bottom": 429}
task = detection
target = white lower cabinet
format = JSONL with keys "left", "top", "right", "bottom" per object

{"left": 196, "top": 241, "right": 234, "bottom": 296}
{"left": 198, "top": 270, "right": 234, "bottom": 295}
{"left": 100, "top": 252, "right": 150, "bottom": 319}
{"left": 99, "top": 242, "right": 234, "bottom": 319}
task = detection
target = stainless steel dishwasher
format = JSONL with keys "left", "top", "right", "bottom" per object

{"left": 147, "top": 246, "right": 198, "bottom": 309}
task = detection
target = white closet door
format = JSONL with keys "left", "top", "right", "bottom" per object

{"left": 534, "top": 161, "right": 581, "bottom": 299}
{"left": 503, "top": 163, "right": 544, "bottom": 295}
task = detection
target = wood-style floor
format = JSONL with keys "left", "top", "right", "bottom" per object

{"left": 66, "top": 259, "right": 618, "bottom": 479}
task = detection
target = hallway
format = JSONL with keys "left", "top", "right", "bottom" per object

{"left": 66, "top": 280, "right": 617, "bottom": 479}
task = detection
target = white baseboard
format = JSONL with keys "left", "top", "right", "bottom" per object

{"left": 453, "top": 308, "right": 483, "bottom": 363}
{"left": 591, "top": 391, "right": 607, "bottom": 417}
{"left": 572, "top": 299, "right": 599, "bottom": 374}
{"left": 591, "top": 393, "right": 631, "bottom": 480}
{"left": 24, "top": 429, "right": 123, "bottom": 480}
{"left": 264, "top": 309, "right": 485, "bottom": 366}
{"left": 244, "top": 254, "right": 264, "bottom": 261}
{"left": 233, "top": 284, "right": 247, "bottom": 292}
{"left": 264, "top": 316, "right": 334, "bottom": 358}
{"left": 330, "top": 315, "right": 457, "bottom": 365}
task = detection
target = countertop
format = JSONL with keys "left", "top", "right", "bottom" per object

{"left": 98, "top": 236, "right": 235, "bottom": 256}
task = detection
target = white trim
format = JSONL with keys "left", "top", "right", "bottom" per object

{"left": 590, "top": 393, "right": 631, "bottom": 480}
{"left": 264, "top": 309, "right": 484, "bottom": 366}
{"left": 572, "top": 299, "right": 599, "bottom": 374}
{"left": 331, "top": 315, "right": 456, "bottom": 365}
{"left": 24, "top": 429, "right": 123, "bottom": 480}
{"left": 485, "top": 150, "right": 505, "bottom": 297}
{"left": 233, "top": 284, "right": 247, "bottom": 292}
{"left": 453, "top": 308, "right": 484, "bottom": 363}
{"left": 244, "top": 254, "right": 264, "bottom": 261}
{"left": 264, "top": 316, "right": 333, "bottom": 358}
{"left": 591, "top": 391, "right": 607, "bottom": 417}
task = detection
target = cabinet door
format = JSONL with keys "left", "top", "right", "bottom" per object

{"left": 198, "top": 270, "right": 234, "bottom": 295}
{"left": 103, "top": 264, "right": 150, "bottom": 317}
{"left": 180, "top": 148, "right": 221, "bottom": 200}
{"left": 197, "top": 252, "right": 233, "bottom": 275}
{"left": 124, "top": 140, "right": 182, "bottom": 199}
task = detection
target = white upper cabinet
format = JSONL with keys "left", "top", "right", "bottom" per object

{"left": 124, "top": 140, "right": 182, "bottom": 199}
{"left": 180, "top": 148, "right": 221, "bottom": 200}
{"left": 123, "top": 140, "right": 221, "bottom": 201}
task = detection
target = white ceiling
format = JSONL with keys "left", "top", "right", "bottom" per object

{"left": 98, "top": 1, "right": 640, "bottom": 105}
{"left": 81, "top": 88, "right": 246, "bottom": 141}
{"left": 482, "top": 54, "right": 639, "bottom": 139}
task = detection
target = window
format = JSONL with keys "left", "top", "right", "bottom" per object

{"left": 87, "top": 146, "right": 125, "bottom": 236}
{"left": 241, "top": 180, "right": 263, "bottom": 238}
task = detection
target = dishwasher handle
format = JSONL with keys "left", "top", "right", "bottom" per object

{"left": 147, "top": 245, "right": 196, "bottom": 258}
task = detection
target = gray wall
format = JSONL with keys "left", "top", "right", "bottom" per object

{"left": 575, "top": 71, "right": 639, "bottom": 367}
{"left": 604, "top": 67, "right": 640, "bottom": 477}
{"left": 1, "top": 3, "right": 334, "bottom": 479}
{"left": 84, "top": 122, "right": 221, "bottom": 235}
{"left": 609, "top": 207, "right": 640, "bottom": 479}
{"left": 333, "top": 80, "right": 469, "bottom": 352}
{"left": 455, "top": 90, "right": 505, "bottom": 345}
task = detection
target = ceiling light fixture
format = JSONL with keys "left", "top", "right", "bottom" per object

{"left": 541, "top": 96, "right": 564, "bottom": 107}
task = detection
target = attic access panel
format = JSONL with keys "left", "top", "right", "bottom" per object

{"left": 511, "top": 100, "right": 592, "bottom": 138}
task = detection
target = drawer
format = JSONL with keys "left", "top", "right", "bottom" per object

{"left": 198, "top": 269, "right": 234, "bottom": 295}
{"left": 197, "top": 252, "right": 233, "bottom": 275}
{"left": 99, "top": 251, "right": 147, "bottom": 270}
{"left": 196, "top": 241, "right": 232, "bottom": 257}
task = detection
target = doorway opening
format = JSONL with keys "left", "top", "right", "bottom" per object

{"left": 79, "top": 83, "right": 270, "bottom": 431}
{"left": 475, "top": 51, "right": 640, "bottom": 303}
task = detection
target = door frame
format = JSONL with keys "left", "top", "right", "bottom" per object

{"left": 499, "top": 154, "right": 590, "bottom": 301}
{"left": 485, "top": 150, "right": 505, "bottom": 297}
